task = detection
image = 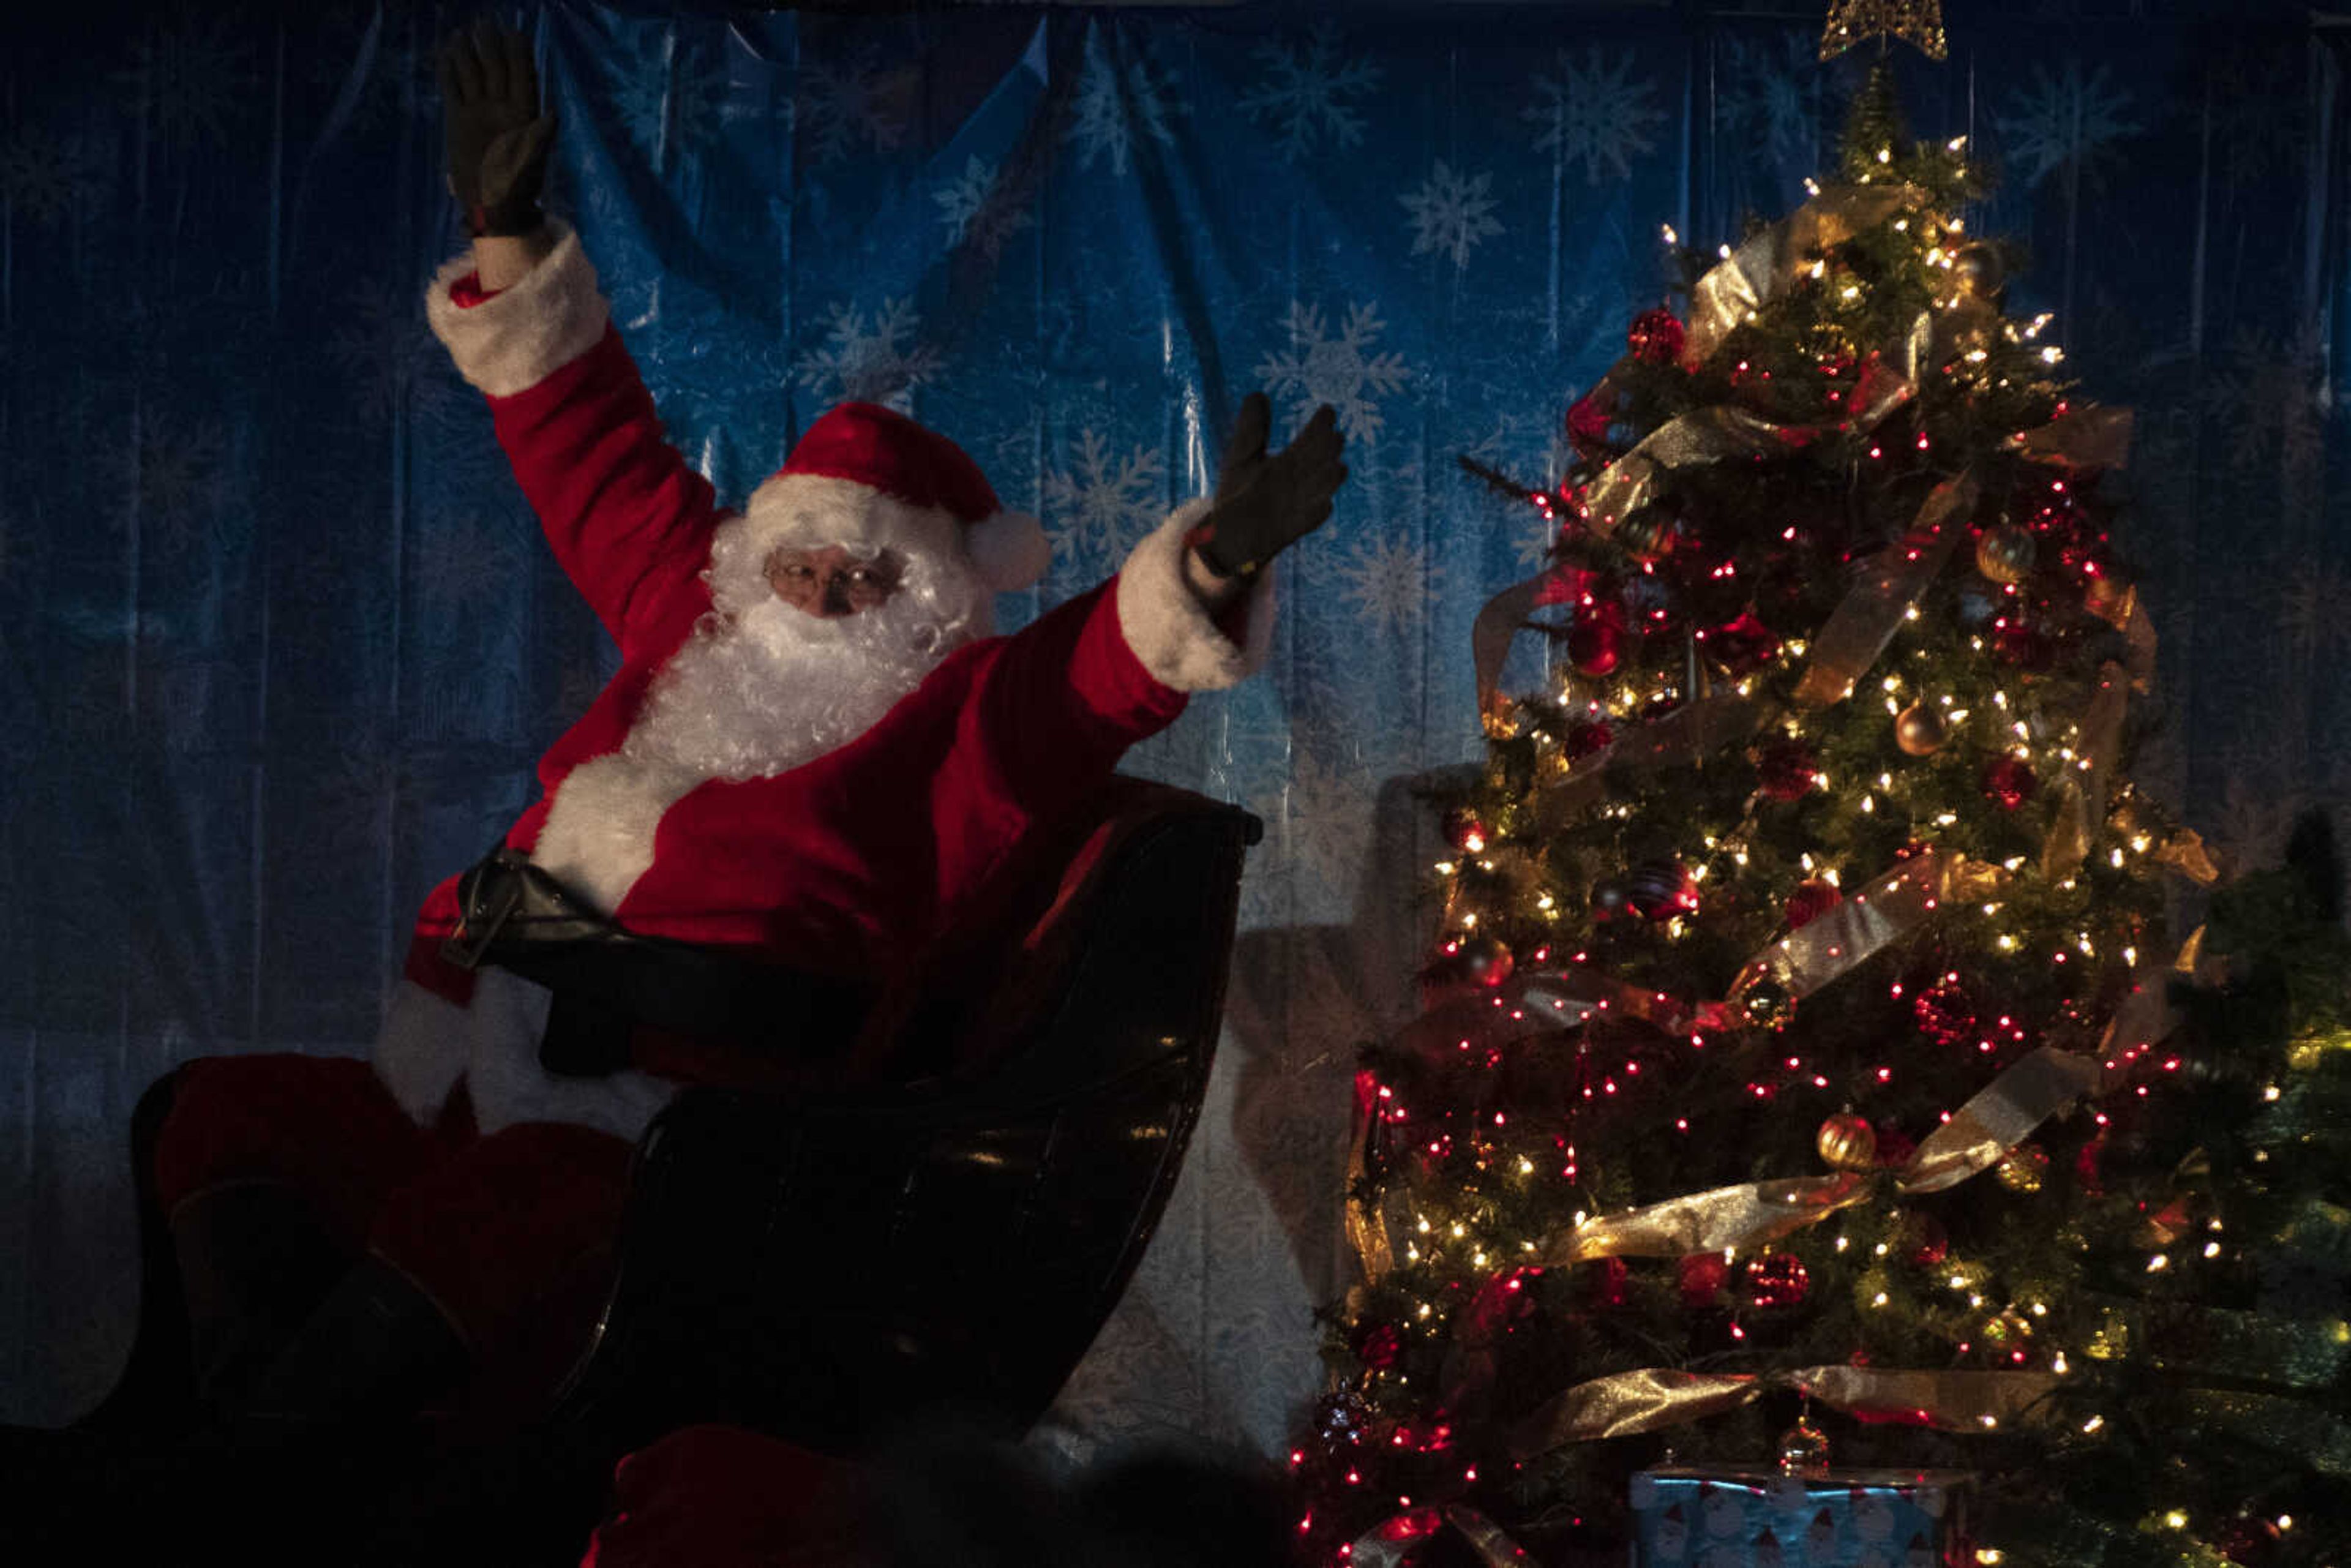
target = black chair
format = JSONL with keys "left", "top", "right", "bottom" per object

{"left": 89, "top": 778, "right": 1259, "bottom": 1548}
{"left": 545, "top": 777, "right": 1261, "bottom": 1457}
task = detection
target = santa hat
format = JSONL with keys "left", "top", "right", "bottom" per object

{"left": 740, "top": 402, "right": 1049, "bottom": 593}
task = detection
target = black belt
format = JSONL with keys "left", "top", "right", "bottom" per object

{"left": 442, "top": 846, "right": 874, "bottom": 1078}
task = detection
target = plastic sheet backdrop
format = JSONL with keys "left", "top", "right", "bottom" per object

{"left": 1, "top": 0, "right": 2344, "bottom": 1460}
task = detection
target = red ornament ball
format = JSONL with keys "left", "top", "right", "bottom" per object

{"left": 1450, "top": 934, "right": 1515, "bottom": 988}
{"left": 2211, "top": 1515, "right": 2283, "bottom": 1566}
{"left": 1894, "top": 1210, "right": 1949, "bottom": 1267}
{"left": 1628, "top": 858, "right": 1698, "bottom": 919}
{"left": 1638, "top": 691, "right": 1685, "bottom": 722}
{"left": 1874, "top": 1126, "right": 1917, "bottom": 1170}
{"left": 1992, "top": 621, "right": 2055, "bottom": 672}
{"left": 1754, "top": 737, "right": 1821, "bottom": 801}
{"left": 1786, "top": 878, "right": 1843, "bottom": 929}
{"left": 1567, "top": 617, "right": 1622, "bottom": 677}
{"left": 1627, "top": 306, "right": 1686, "bottom": 366}
{"left": 1585, "top": 1256, "right": 1632, "bottom": 1309}
{"left": 1565, "top": 386, "right": 1625, "bottom": 460}
{"left": 1349, "top": 1319, "right": 1403, "bottom": 1371}
{"left": 1913, "top": 978, "right": 1976, "bottom": 1045}
{"left": 1676, "top": 1252, "right": 1731, "bottom": 1310}
{"left": 1562, "top": 719, "right": 1614, "bottom": 761}
{"left": 1981, "top": 754, "right": 2038, "bottom": 811}
{"left": 1741, "top": 1252, "right": 1812, "bottom": 1310}
{"left": 1701, "top": 610, "right": 1783, "bottom": 677}
{"left": 1442, "top": 805, "right": 1488, "bottom": 853}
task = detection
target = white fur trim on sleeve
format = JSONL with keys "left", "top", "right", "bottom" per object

{"left": 369, "top": 969, "right": 677, "bottom": 1141}
{"left": 1114, "top": 498, "right": 1276, "bottom": 692}
{"left": 372, "top": 978, "right": 478, "bottom": 1127}
{"left": 459, "top": 969, "right": 678, "bottom": 1142}
{"left": 424, "top": 218, "right": 610, "bottom": 399}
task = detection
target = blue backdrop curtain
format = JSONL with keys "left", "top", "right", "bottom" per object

{"left": 2, "top": 0, "right": 2343, "bottom": 1459}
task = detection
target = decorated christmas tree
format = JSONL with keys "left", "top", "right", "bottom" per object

{"left": 1294, "top": 59, "right": 2351, "bottom": 1568}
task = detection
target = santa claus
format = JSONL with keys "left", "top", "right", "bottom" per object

{"left": 9, "top": 24, "right": 1346, "bottom": 1550}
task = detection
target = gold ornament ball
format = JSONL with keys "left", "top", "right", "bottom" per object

{"left": 1997, "top": 1144, "right": 2050, "bottom": 1193}
{"left": 1951, "top": 241, "right": 2006, "bottom": 298}
{"left": 1975, "top": 525, "right": 2038, "bottom": 585}
{"left": 1893, "top": 700, "right": 1949, "bottom": 757}
{"left": 2084, "top": 569, "right": 2132, "bottom": 620}
{"left": 1777, "top": 1418, "right": 1832, "bottom": 1479}
{"left": 1738, "top": 977, "right": 1798, "bottom": 1033}
{"left": 1817, "top": 1111, "right": 1880, "bottom": 1171}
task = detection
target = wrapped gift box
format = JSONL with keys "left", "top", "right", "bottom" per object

{"left": 1628, "top": 1465, "right": 1974, "bottom": 1567}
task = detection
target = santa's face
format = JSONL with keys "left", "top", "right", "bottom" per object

{"left": 765, "top": 544, "right": 906, "bottom": 618}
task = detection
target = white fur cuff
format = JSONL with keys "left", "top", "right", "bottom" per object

{"left": 1114, "top": 500, "right": 1275, "bottom": 692}
{"left": 424, "top": 218, "right": 610, "bottom": 398}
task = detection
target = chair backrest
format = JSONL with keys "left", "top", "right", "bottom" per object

{"left": 550, "top": 778, "right": 1260, "bottom": 1458}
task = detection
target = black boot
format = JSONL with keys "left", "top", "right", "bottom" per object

{"left": 171, "top": 1182, "right": 354, "bottom": 1414}
{"left": 229, "top": 1252, "right": 469, "bottom": 1429}
{"left": 168, "top": 1255, "right": 473, "bottom": 1560}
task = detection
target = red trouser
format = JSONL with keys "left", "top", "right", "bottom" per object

{"left": 151, "top": 1054, "right": 636, "bottom": 1373}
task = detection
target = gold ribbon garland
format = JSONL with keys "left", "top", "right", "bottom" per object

{"left": 1535, "top": 1172, "right": 1875, "bottom": 1267}
{"left": 1580, "top": 407, "right": 1813, "bottom": 539}
{"left": 1791, "top": 471, "right": 1979, "bottom": 707}
{"left": 1685, "top": 187, "right": 1925, "bottom": 364}
{"left": 1527, "top": 1043, "right": 2107, "bottom": 1278}
{"left": 1507, "top": 1365, "right": 2058, "bottom": 1455}
{"left": 2041, "top": 660, "right": 2131, "bottom": 877}
{"left": 1727, "top": 848, "right": 1960, "bottom": 1008}
{"left": 1349, "top": 1504, "right": 1532, "bottom": 1567}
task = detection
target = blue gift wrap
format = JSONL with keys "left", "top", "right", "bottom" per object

{"left": 1628, "top": 1466, "right": 1975, "bottom": 1568}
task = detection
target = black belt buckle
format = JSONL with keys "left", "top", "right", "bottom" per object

{"left": 442, "top": 860, "right": 525, "bottom": 972}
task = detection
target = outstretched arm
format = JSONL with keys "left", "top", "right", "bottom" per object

{"left": 956, "top": 393, "right": 1351, "bottom": 823}
{"left": 428, "top": 24, "right": 714, "bottom": 651}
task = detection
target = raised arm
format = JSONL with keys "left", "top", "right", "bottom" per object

{"left": 426, "top": 24, "right": 714, "bottom": 652}
{"left": 947, "top": 394, "right": 1348, "bottom": 830}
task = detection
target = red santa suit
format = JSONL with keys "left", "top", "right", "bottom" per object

{"left": 152, "top": 218, "right": 1270, "bottom": 1359}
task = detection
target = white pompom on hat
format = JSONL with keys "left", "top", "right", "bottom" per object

{"left": 741, "top": 402, "right": 1049, "bottom": 593}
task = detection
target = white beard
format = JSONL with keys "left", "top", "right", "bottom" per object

{"left": 530, "top": 550, "right": 992, "bottom": 915}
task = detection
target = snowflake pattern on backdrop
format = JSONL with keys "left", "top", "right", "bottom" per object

{"left": 1524, "top": 47, "right": 1667, "bottom": 185}
{"left": 1237, "top": 23, "right": 1382, "bottom": 163}
{"left": 112, "top": 6, "right": 257, "bottom": 149}
{"left": 411, "top": 518, "right": 528, "bottom": 616}
{"left": 797, "top": 48, "right": 916, "bottom": 167}
{"left": 1714, "top": 31, "right": 1829, "bottom": 173}
{"left": 114, "top": 415, "right": 228, "bottom": 546}
{"left": 1331, "top": 533, "right": 1445, "bottom": 637}
{"left": 0, "top": 128, "right": 113, "bottom": 227}
{"left": 1042, "top": 429, "right": 1167, "bottom": 563}
{"left": 792, "top": 296, "right": 944, "bottom": 409}
{"left": 934, "top": 154, "right": 1036, "bottom": 260}
{"left": 329, "top": 285, "right": 465, "bottom": 427}
{"left": 1992, "top": 59, "right": 2140, "bottom": 189}
{"left": 1399, "top": 162, "right": 1505, "bottom": 272}
{"left": 2279, "top": 562, "right": 2351, "bottom": 661}
{"left": 602, "top": 29, "right": 737, "bottom": 174}
{"left": 1254, "top": 300, "right": 1412, "bottom": 443}
{"left": 2201, "top": 323, "right": 2325, "bottom": 479}
{"left": 1065, "top": 32, "right": 1178, "bottom": 178}
{"left": 1251, "top": 741, "right": 1379, "bottom": 909}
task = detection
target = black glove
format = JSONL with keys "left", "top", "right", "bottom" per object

{"left": 438, "top": 22, "right": 557, "bottom": 238}
{"left": 1194, "top": 393, "right": 1348, "bottom": 579}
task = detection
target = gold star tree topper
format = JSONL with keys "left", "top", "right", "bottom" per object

{"left": 1820, "top": 0, "right": 1948, "bottom": 61}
